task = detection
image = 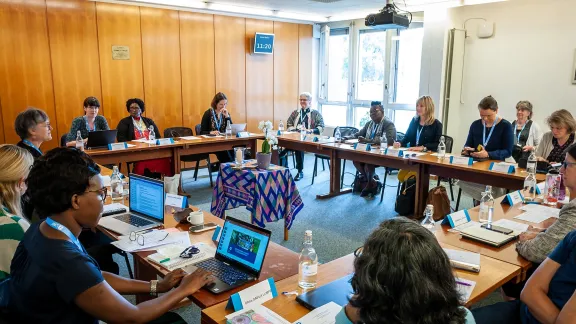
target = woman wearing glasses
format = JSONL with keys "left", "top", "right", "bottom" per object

{"left": 393, "top": 96, "right": 442, "bottom": 152}
{"left": 6, "top": 148, "right": 214, "bottom": 323}
{"left": 65, "top": 97, "right": 110, "bottom": 147}
{"left": 14, "top": 107, "right": 53, "bottom": 159}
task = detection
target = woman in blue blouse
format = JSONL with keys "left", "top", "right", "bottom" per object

{"left": 65, "top": 97, "right": 109, "bottom": 147}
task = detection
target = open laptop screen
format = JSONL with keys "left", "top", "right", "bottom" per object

{"left": 129, "top": 175, "right": 164, "bottom": 221}
{"left": 217, "top": 219, "right": 270, "bottom": 272}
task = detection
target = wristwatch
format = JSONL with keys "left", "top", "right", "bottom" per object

{"left": 150, "top": 279, "right": 158, "bottom": 296}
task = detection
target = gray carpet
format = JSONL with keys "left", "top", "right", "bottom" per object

{"left": 113, "top": 153, "right": 502, "bottom": 323}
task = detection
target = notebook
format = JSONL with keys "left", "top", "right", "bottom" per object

{"left": 443, "top": 248, "right": 481, "bottom": 273}
{"left": 147, "top": 243, "right": 216, "bottom": 271}
{"left": 460, "top": 226, "right": 516, "bottom": 247}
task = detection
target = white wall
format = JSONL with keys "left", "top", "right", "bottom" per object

{"left": 421, "top": 0, "right": 576, "bottom": 151}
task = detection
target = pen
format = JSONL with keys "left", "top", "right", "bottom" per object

{"left": 456, "top": 280, "right": 472, "bottom": 287}
{"left": 282, "top": 291, "right": 299, "bottom": 296}
{"left": 159, "top": 258, "right": 171, "bottom": 263}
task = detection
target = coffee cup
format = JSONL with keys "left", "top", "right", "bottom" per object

{"left": 187, "top": 211, "right": 204, "bottom": 225}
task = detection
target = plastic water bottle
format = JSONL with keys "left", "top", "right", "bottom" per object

{"left": 298, "top": 230, "right": 318, "bottom": 289}
{"left": 545, "top": 169, "right": 561, "bottom": 206}
{"left": 559, "top": 174, "right": 566, "bottom": 201}
{"left": 75, "top": 131, "right": 84, "bottom": 152}
{"left": 380, "top": 135, "right": 386, "bottom": 153}
{"left": 479, "top": 186, "right": 494, "bottom": 223}
{"left": 110, "top": 166, "right": 123, "bottom": 201}
{"left": 527, "top": 150, "right": 537, "bottom": 174}
{"left": 523, "top": 170, "right": 537, "bottom": 202}
{"left": 300, "top": 125, "right": 306, "bottom": 140}
{"left": 334, "top": 126, "right": 341, "bottom": 142}
{"left": 225, "top": 121, "right": 232, "bottom": 138}
{"left": 278, "top": 120, "right": 284, "bottom": 135}
{"left": 421, "top": 204, "right": 436, "bottom": 233}
{"left": 148, "top": 126, "right": 156, "bottom": 144}
{"left": 438, "top": 136, "right": 446, "bottom": 160}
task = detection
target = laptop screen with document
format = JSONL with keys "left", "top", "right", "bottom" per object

{"left": 129, "top": 175, "right": 164, "bottom": 221}
{"left": 217, "top": 219, "right": 270, "bottom": 272}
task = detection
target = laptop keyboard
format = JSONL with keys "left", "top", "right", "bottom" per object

{"left": 113, "top": 214, "right": 154, "bottom": 227}
{"left": 195, "top": 259, "right": 250, "bottom": 286}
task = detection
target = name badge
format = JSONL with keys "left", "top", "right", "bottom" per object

{"left": 502, "top": 190, "right": 524, "bottom": 206}
{"left": 442, "top": 209, "right": 471, "bottom": 228}
{"left": 353, "top": 143, "right": 372, "bottom": 151}
{"left": 489, "top": 162, "right": 516, "bottom": 174}
{"left": 236, "top": 131, "right": 250, "bottom": 138}
{"left": 156, "top": 138, "right": 174, "bottom": 145}
{"left": 165, "top": 193, "right": 187, "bottom": 208}
{"left": 450, "top": 156, "right": 473, "bottom": 165}
{"left": 226, "top": 278, "right": 278, "bottom": 311}
{"left": 108, "top": 143, "right": 128, "bottom": 151}
{"left": 384, "top": 148, "right": 403, "bottom": 157}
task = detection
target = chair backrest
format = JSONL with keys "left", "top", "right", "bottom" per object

{"left": 334, "top": 126, "right": 359, "bottom": 138}
{"left": 60, "top": 133, "right": 68, "bottom": 147}
{"left": 443, "top": 134, "right": 454, "bottom": 153}
{"left": 194, "top": 124, "right": 202, "bottom": 136}
{"left": 396, "top": 132, "right": 405, "bottom": 142}
{"left": 164, "top": 127, "right": 192, "bottom": 138}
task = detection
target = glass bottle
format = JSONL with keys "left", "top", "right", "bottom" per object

{"left": 421, "top": 204, "right": 436, "bottom": 233}
{"left": 225, "top": 121, "right": 232, "bottom": 138}
{"left": 437, "top": 136, "right": 446, "bottom": 160}
{"left": 479, "top": 186, "right": 494, "bottom": 223}
{"left": 110, "top": 166, "right": 123, "bottom": 201}
{"left": 298, "top": 230, "right": 318, "bottom": 289}
{"left": 148, "top": 125, "right": 156, "bottom": 144}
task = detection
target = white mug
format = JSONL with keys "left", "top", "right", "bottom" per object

{"left": 187, "top": 211, "right": 204, "bottom": 225}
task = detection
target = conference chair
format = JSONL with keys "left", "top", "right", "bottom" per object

{"left": 311, "top": 126, "right": 358, "bottom": 185}
{"left": 436, "top": 135, "right": 455, "bottom": 201}
{"left": 166, "top": 126, "right": 213, "bottom": 187}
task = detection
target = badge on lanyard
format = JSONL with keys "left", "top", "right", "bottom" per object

{"left": 212, "top": 109, "right": 222, "bottom": 130}
{"left": 23, "top": 139, "right": 42, "bottom": 155}
{"left": 45, "top": 218, "right": 84, "bottom": 252}
{"left": 84, "top": 116, "right": 95, "bottom": 132}
{"left": 482, "top": 117, "right": 499, "bottom": 148}
{"left": 416, "top": 126, "right": 424, "bottom": 146}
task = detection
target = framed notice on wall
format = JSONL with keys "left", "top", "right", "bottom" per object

{"left": 112, "top": 45, "right": 130, "bottom": 60}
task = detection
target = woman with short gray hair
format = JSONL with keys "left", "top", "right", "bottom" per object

{"left": 14, "top": 107, "right": 53, "bottom": 159}
{"left": 511, "top": 100, "right": 542, "bottom": 162}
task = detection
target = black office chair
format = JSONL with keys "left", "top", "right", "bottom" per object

{"left": 381, "top": 131, "right": 405, "bottom": 202}
{"left": 311, "top": 126, "right": 358, "bottom": 185}
{"left": 60, "top": 133, "right": 68, "bottom": 147}
{"left": 436, "top": 135, "right": 455, "bottom": 201}
{"left": 166, "top": 126, "right": 213, "bottom": 187}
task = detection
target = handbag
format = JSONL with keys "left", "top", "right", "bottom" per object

{"left": 426, "top": 186, "right": 452, "bottom": 221}
{"left": 395, "top": 175, "right": 416, "bottom": 216}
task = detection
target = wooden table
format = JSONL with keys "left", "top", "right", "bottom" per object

{"left": 201, "top": 242, "right": 521, "bottom": 324}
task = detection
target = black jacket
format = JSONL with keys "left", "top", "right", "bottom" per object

{"left": 17, "top": 141, "right": 42, "bottom": 159}
{"left": 116, "top": 116, "right": 161, "bottom": 142}
{"left": 401, "top": 117, "right": 443, "bottom": 152}
{"left": 200, "top": 109, "right": 232, "bottom": 135}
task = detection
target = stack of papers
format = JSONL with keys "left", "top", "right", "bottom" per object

{"left": 226, "top": 305, "right": 290, "bottom": 324}
{"left": 448, "top": 221, "right": 479, "bottom": 233}
{"left": 111, "top": 230, "right": 191, "bottom": 252}
{"left": 444, "top": 249, "right": 481, "bottom": 272}
{"left": 491, "top": 219, "right": 529, "bottom": 235}
{"left": 514, "top": 204, "right": 560, "bottom": 223}
{"left": 148, "top": 243, "right": 216, "bottom": 271}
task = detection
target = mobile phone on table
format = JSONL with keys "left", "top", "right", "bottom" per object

{"left": 481, "top": 223, "right": 513, "bottom": 235}
{"left": 189, "top": 222, "right": 218, "bottom": 233}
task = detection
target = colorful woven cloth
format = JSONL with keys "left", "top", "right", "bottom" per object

{"left": 211, "top": 161, "right": 303, "bottom": 229}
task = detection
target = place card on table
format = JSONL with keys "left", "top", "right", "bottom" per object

{"left": 156, "top": 138, "right": 174, "bottom": 145}
{"left": 179, "top": 136, "right": 200, "bottom": 140}
{"left": 449, "top": 156, "right": 473, "bottom": 166}
{"left": 108, "top": 142, "right": 128, "bottom": 151}
{"left": 236, "top": 131, "right": 250, "bottom": 138}
{"left": 165, "top": 193, "right": 187, "bottom": 208}
{"left": 501, "top": 190, "right": 524, "bottom": 206}
{"left": 489, "top": 162, "right": 516, "bottom": 174}
{"left": 226, "top": 277, "right": 278, "bottom": 311}
{"left": 384, "top": 147, "right": 403, "bottom": 157}
{"left": 353, "top": 143, "right": 372, "bottom": 151}
{"left": 442, "top": 209, "right": 471, "bottom": 228}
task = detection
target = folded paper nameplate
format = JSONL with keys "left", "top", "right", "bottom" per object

{"left": 489, "top": 162, "right": 515, "bottom": 174}
{"left": 442, "top": 209, "right": 471, "bottom": 228}
{"left": 165, "top": 193, "right": 187, "bottom": 208}
{"left": 501, "top": 190, "right": 524, "bottom": 206}
{"left": 226, "top": 278, "right": 278, "bottom": 311}
{"left": 108, "top": 143, "right": 128, "bottom": 151}
{"left": 156, "top": 138, "right": 174, "bottom": 145}
{"left": 237, "top": 132, "right": 250, "bottom": 138}
{"left": 385, "top": 148, "right": 403, "bottom": 157}
{"left": 450, "top": 156, "right": 473, "bottom": 166}
{"left": 353, "top": 143, "right": 372, "bottom": 151}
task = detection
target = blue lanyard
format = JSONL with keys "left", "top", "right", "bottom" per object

{"left": 211, "top": 109, "right": 222, "bottom": 130}
{"left": 369, "top": 122, "right": 379, "bottom": 140}
{"left": 514, "top": 121, "right": 527, "bottom": 144}
{"left": 416, "top": 126, "right": 425, "bottom": 146}
{"left": 45, "top": 217, "right": 83, "bottom": 252}
{"left": 482, "top": 117, "right": 499, "bottom": 147}
{"left": 23, "top": 139, "right": 42, "bottom": 155}
{"left": 84, "top": 116, "right": 95, "bottom": 132}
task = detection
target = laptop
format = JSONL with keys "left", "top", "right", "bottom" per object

{"left": 98, "top": 174, "right": 165, "bottom": 235}
{"left": 87, "top": 130, "right": 117, "bottom": 149}
{"left": 230, "top": 123, "right": 247, "bottom": 135}
{"left": 296, "top": 274, "right": 354, "bottom": 310}
{"left": 183, "top": 217, "right": 271, "bottom": 294}
{"left": 460, "top": 226, "right": 517, "bottom": 247}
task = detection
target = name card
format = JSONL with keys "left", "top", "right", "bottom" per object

{"left": 212, "top": 225, "right": 222, "bottom": 243}
{"left": 165, "top": 193, "right": 187, "bottom": 208}
{"left": 226, "top": 278, "right": 278, "bottom": 311}
{"left": 156, "top": 138, "right": 174, "bottom": 145}
{"left": 450, "top": 156, "right": 473, "bottom": 166}
{"left": 489, "top": 162, "right": 516, "bottom": 174}
{"left": 237, "top": 132, "right": 250, "bottom": 138}
{"left": 108, "top": 143, "right": 128, "bottom": 151}
{"left": 442, "top": 209, "right": 471, "bottom": 228}
{"left": 502, "top": 190, "right": 524, "bottom": 206}
{"left": 353, "top": 143, "right": 372, "bottom": 151}
{"left": 385, "top": 147, "right": 403, "bottom": 157}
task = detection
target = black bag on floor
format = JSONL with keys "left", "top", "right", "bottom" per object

{"left": 395, "top": 175, "right": 416, "bottom": 216}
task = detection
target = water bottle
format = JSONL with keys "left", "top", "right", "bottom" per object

{"left": 278, "top": 120, "right": 284, "bottom": 135}
{"left": 334, "top": 127, "right": 341, "bottom": 142}
{"left": 544, "top": 169, "right": 561, "bottom": 206}
{"left": 300, "top": 124, "right": 306, "bottom": 140}
{"left": 298, "top": 230, "right": 318, "bottom": 289}
{"left": 527, "top": 150, "right": 537, "bottom": 174}
{"left": 75, "top": 131, "right": 84, "bottom": 152}
{"left": 479, "top": 186, "right": 494, "bottom": 223}
{"left": 380, "top": 135, "right": 387, "bottom": 153}
{"left": 523, "top": 170, "right": 537, "bottom": 203}
{"left": 110, "top": 166, "right": 123, "bottom": 201}
{"left": 225, "top": 121, "right": 232, "bottom": 138}
{"left": 559, "top": 173, "right": 566, "bottom": 201}
{"left": 438, "top": 136, "right": 446, "bottom": 160}
{"left": 148, "top": 125, "right": 156, "bottom": 144}
{"left": 421, "top": 204, "right": 436, "bottom": 233}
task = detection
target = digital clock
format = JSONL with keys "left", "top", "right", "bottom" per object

{"left": 253, "top": 33, "right": 274, "bottom": 54}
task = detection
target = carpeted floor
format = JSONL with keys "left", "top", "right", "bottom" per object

{"left": 113, "top": 153, "right": 503, "bottom": 323}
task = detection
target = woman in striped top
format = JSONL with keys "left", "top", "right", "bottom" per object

{"left": 0, "top": 145, "right": 34, "bottom": 280}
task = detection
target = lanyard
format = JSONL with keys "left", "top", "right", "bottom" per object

{"left": 369, "top": 121, "right": 380, "bottom": 140}
{"left": 514, "top": 121, "right": 527, "bottom": 144}
{"left": 211, "top": 109, "right": 222, "bottom": 130}
{"left": 416, "top": 126, "right": 425, "bottom": 146}
{"left": 45, "top": 217, "right": 83, "bottom": 252}
{"left": 299, "top": 110, "right": 310, "bottom": 129}
{"left": 23, "top": 139, "right": 42, "bottom": 155}
{"left": 482, "top": 117, "right": 500, "bottom": 147}
{"left": 84, "top": 116, "right": 95, "bottom": 132}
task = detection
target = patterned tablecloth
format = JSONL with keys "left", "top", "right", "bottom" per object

{"left": 210, "top": 161, "right": 303, "bottom": 229}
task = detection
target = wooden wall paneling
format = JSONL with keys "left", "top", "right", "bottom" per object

{"left": 273, "top": 22, "right": 299, "bottom": 127}
{"left": 179, "top": 12, "right": 215, "bottom": 131}
{"left": 46, "top": 0, "right": 102, "bottom": 142}
{"left": 140, "top": 7, "right": 182, "bottom": 134}
{"left": 96, "top": 2, "right": 144, "bottom": 129}
{"left": 0, "top": 0, "right": 58, "bottom": 148}
{"left": 245, "top": 19, "right": 274, "bottom": 133}
{"left": 0, "top": 98, "right": 5, "bottom": 143}
{"left": 214, "top": 16, "right": 246, "bottom": 124}
{"left": 298, "top": 24, "right": 313, "bottom": 95}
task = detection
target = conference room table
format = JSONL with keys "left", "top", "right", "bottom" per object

{"left": 97, "top": 166, "right": 300, "bottom": 308}
{"left": 200, "top": 242, "right": 521, "bottom": 324}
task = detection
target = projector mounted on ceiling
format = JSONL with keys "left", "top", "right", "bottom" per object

{"left": 365, "top": 0, "right": 411, "bottom": 30}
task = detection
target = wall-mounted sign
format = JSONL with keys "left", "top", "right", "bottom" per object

{"left": 112, "top": 45, "right": 130, "bottom": 60}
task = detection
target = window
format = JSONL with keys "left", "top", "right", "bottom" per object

{"left": 327, "top": 28, "right": 349, "bottom": 103}
{"left": 356, "top": 30, "right": 386, "bottom": 101}
{"left": 391, "top": 24, "right": 424, "bottom": 104}
{"left": 354, "top": 107, "right": 370, "bottom": 129}
{"left": 393, "top": 110, "right": 416, "bottom": 133}
{"left": 322, "top": 105, "right": 347, "bottom": 127}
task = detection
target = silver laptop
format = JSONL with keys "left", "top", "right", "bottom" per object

{"left": 99, "top": 174, "right": 165, "bottom": 235}
{"left": 230, "top": 123, "right": 247, "bottom": 135}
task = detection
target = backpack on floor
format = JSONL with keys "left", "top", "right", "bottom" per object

{"left": 395, "top": 175, "right": 416, "bottom": 216}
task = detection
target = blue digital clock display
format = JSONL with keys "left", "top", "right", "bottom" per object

{"left": 253, "top": 33, "right": 274, "bottom": 54}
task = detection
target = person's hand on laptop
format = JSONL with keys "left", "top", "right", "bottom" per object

{"left": 178, "top": 268, "right": 215, "bottom": 294}
{"left": 157, "top": 269, "right": 187, "bottom": 293}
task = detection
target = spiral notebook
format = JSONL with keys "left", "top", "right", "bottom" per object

{"left": 147, "top": 243, "right": 216, "bottom": 271}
